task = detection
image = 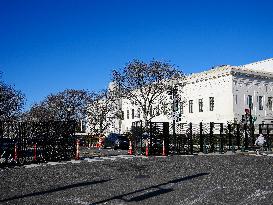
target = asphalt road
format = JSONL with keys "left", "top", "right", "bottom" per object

{"left": 1, "top": 150, "right": 273, "bottom": 205}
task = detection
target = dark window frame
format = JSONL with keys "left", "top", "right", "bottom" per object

{"left": 209, "top": 97, "right": 214, "bottom": 111}
{"left": 198, "top": 99, "right": 203, "bottom": 112}
{"left": 189, "top": 100, "right": 193, "bottom": 113}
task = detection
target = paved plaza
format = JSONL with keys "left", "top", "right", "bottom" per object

{"left": 1, "top": 149, "right": 273, "bottom": 205}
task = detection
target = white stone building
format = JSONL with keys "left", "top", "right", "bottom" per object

{"left": 112, "top": 58, "right": 273, "bottom": 134}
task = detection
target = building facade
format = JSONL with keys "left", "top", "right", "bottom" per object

{"left": 114, "top": 58, "right": 273, "bottom": 134}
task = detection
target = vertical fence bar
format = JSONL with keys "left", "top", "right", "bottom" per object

{"left": 236, "top": 124, "right": 240, "bottom": 150}
{"left": 228, "top": 124, "right": 232, "bottom": 150}
{"left": 267, "top": 124, "right": 271, "bottom": 151}
{"left": 244, "top": 123, "right": 248, "bottom": 150}
{"left": 163, "top": 122, "right": 169, "bottom": 156}
{"left": 199, "top": 122, "right": 203, "bottom": 153}
{"left": 219, "top": 123, "right": 224, "bottom": 153}
{"left": 189, "top": 123, "right": 193, "bottom": 154}
{"left": 210, "top": 122, "right": 214, "bottom": 152}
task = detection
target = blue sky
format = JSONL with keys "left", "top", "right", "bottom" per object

{"left": 1, "top": 0, "right": 273, "bottom": 109}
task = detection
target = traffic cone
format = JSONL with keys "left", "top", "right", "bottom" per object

{"left": 145, "top": 140, "right": 149, "bottom": 157}
{"left": 34, "top": 143, "right": 37, "bottom": 161}
{"left": 14, "top": 143, "right": 17, "bottom": 161}
{"left": 98, "top": 138, "right": 102, "bottom": 148}
{"left": 128, "top": 140, "right": 133, "bottom": 155}
{"left": 75, "top": 139, "right": 80, "bottom": 160}
{"left": 162, "top": 140, "right": 166, "bottom": 156}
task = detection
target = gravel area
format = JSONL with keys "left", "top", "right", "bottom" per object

{"left": 1, "top": 153, "right": 273, "bottom": 205}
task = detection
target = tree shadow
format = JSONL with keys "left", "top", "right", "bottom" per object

{"left": 0, "top": 178, "right": 112, "bottom": 203}
{"left": 91, "top": 172, "right": 209, "bottom": 204}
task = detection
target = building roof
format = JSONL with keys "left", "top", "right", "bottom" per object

{"left": 239, "top": 58, "right": 273, "bottom": 73}
{"left": 186, "top": 58, "right": 273, "bottom": 83}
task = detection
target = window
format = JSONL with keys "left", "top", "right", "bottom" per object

{"left": 137, "top": 108, "right": 141, "bottom": 118}
{"left": 198, "top": 99, "right": 203, "bottom": 112}
{"left": 189, "top": 100, "right": 193, "bottom": 113}
{"left": 155, "top": 105, "right": 160, "bottom": 116}
{"left": 127, "top": 110, "right": 129, "bottom": 119}
{"left": 121, "top": 111, "right": 124, "bottom": 120}
{"left": 268, "top": 97, "right": 273, "bottom": 111}
{"left": 209, "top": 97, "right": 214, "bottom": 111}
{"left": 132, "top": 109, "right": 134, "bottom": 119}
{"left": 235, "top": 95, "right": 237, "bottom": 104}
{"left": 259, "top": 96, "right": 263, "bottom": 110}
{"left": 180, "top": 102, "right": 184, "bottom": 114}
{"left": 247, "top": 95, "right": 253, "bottom": 109}
{"left": 162, "top": 103, "right": 168, "bottom": 115}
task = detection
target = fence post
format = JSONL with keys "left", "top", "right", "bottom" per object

{"left": 236, "top": 124, "right": 240, "bottom": 150}
{"left": 163, "top": 122, "right": 169, "bottom": 156}
{"left": 75, "top": 139, "right": 80, "bottom": 160}
{"left": 267, "top": 124, "right": 271, "bottom": 151}
{"left": 189, "top": 123, "right": 193, "bottom": 154}
{"left": 228, "top": 124, "right": 232, "bottom": 150}
{"left": 199, "top": 122, "right": 203, "bottom": 153}
{"left": 219, "top": 123, "right": 224, "bottom": 153}
{"left": 244, "top": 124, "right": 248, "bottom": 151}
{"left": 259, "top": 124, "right": 262, "bottom": 134}
{"left": 210, "top": 122, "right": 214, "bottom": 152}
{"left": 34, "top": 143, "right": 37, "bottom": 161}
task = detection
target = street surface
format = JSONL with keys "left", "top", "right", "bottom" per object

{"left": 1, "top": 148, "right": 273, "bottom": 205}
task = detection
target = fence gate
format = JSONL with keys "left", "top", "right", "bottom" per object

{"left": 131, "top": 121, "right": 169, "bottom": 155}
{"left": 259, "top": 124, "right": 273, "bottom": 151}
{"left": 170, "top": 123, "right": 193, "bottom": 155}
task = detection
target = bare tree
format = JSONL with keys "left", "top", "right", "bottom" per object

{"left": 112, "top": 59, "right": 184, "bottom": 128}
{"left": 0, "top": 73, "right": 25, "bottom": 120}
{"left": 25, "top": 89, "right": 92, "bottom": 131}
{"left": 87, "top": 88, "right": 120, "bottom": 136}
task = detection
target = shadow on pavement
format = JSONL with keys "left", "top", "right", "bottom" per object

{"left": 0, "top": 179, "right": 112, "bottom": 203}
{"left": 90, "top": 172, "right": 209, "bottom": 204}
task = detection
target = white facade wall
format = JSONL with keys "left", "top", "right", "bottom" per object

{"left": 97, "top": 59, "right": 273, "bottom": 134}
{"left": 181, "top": 68, "right": 234, "bottom": 124}
{"left": 232, "top": 70, "right": 273, "bottom": 124}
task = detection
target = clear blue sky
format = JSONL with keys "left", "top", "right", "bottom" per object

{"left": 1, "top": 0, "right": 273, "bottom": 110}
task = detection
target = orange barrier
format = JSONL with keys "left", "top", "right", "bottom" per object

{"left": 14, "top": 144, "right": 17, "bottom": 161}
{"left": 145, "top": 140, "right": 149, "bottom": 157}
{"left": 128, "top": 140, "right": 133, "bottom": 155}
{"left": 75, "top": 139, "right": 80, "bottom": 160}
{"left": 162, "top": 140, "right": 166, "bottom": 156}
{"left": 34, "top": 143, "right": 37, "bottom": 161}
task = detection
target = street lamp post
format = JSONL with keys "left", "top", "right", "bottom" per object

{"left": 167, "top": 84, "right": 179, "bottom": 146}
{"left": 67, "top": 107, "right": 73, "bottom": 121}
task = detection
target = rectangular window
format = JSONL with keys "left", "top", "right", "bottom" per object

{"left": 121, "top": 111, "right": 124, "bottom": 120}
{"left": 180, "top": 102, "right": 184, "bottom": 114}
{"left": 137, "top": 108, "right": 141, "bottom": 118}
{"left": 127, "top": 110, "right": 129, "bottom": 119}
{"left": 209, "top": 97, "right": 214, "bottom": 111}
{"left": 235, "top": 95, "right": 237, "bottom": 104}
{"left": 247, "top": 95, "right": 253, "bottom": 109}
{"left": 259, "top": 96, "right": 263, "bottom": 110}
{"left": 189, "top": 100, "right": 193, "bottom": 113}
{"left": 162, "top": 103, "right": 168, "bottom": 115}
{"left": 155, "top": 105, "right": 160, "bottom": 116}
{"left": 199, "top": 99, "right": 203, "bottom": 112}
{"left": 268, "top": 97, "right": 273, "bottom": 111}
{"left": 132, "top": 109, "right": 134, "bottom": 119}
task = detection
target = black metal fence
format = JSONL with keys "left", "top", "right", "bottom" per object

{"left": 0, "top": 120, "right": 76, "bottom": 166}
{"left": 131, "top": 121, "right": 273, "bottom": 156}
